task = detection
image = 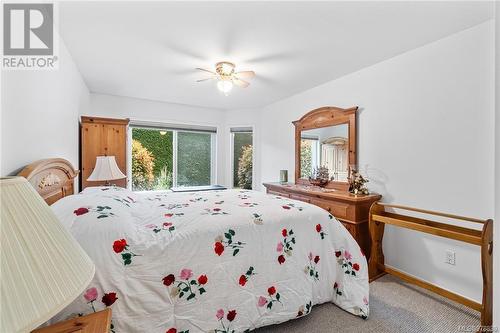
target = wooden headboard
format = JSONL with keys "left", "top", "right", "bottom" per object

{"left": 17, "top": 158, "right": 79, "bottom": 205}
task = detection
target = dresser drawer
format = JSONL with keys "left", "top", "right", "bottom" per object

{"left": 310, "top": 198, "right": 349, "bottom": 219}
{"left": 267, "top": 190, "right": 290, "bottom": 198}
{"left": 290, "top": 193, "right": 311, "bottom": 203}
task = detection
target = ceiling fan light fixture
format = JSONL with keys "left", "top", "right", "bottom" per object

{"left": 216, "top": 61, "right": 235, "bottom": 76}
{"left": 196, "top": 61, "right": 253, "bottom": 96}
{"left": 217, "top": 79, "right": 233, "bottom": 96}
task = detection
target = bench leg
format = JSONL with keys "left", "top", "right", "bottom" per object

{"left": 480, "top": 219, "right": 493, "bottom": 327}
{"left": 368, "top": 203, "right": 386, "bottom": 282}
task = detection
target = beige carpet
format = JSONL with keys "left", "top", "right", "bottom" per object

{"left": 255, "top": 275, "right": 480, "bottom": 333}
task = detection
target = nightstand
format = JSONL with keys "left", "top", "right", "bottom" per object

{"left": 31, "top": 309, "right": 112, "bottom": 333}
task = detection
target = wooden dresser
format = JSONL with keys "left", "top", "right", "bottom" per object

{"left": 263, "top": 182, "right": 381, "bottom": 257}
{"left": 80, "top": 116, "right": 129, "bottom": 189}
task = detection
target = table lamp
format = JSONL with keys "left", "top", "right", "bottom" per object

{"left": 87, "top": 156, "right": 126, "bottom": 186}
{"left": 0, "top": 177, "right": 95, "bottom": 333}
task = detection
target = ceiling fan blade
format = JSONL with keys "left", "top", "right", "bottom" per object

{"left": 234, "top": 71, "right": 255, "bottom": 79}
{"left": 233, "top": 78, "right": 250, "bottom": 88}
{"left": 196, "top": 77, "right": 215, "bottom": 82}
{"left": 196, "top": 67, "right": 217, "bottom": 75}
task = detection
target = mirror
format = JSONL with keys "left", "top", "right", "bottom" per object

{"left": 300, "top": 124, "right": 349, "bottom": 181}
{"left": 293, "top": 106, "right": 357, "bottom": 191}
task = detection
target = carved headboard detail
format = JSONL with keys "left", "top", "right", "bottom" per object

{"left": 17, "top": 158, "right": 79, "bottom": 205}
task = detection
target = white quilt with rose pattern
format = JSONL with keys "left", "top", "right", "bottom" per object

{"left": 50, "top": 187, "right": 369, "bottom": 333}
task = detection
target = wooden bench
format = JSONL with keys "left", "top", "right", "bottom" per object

{"left": 368, "top": 202, "right": 493, "bottom": 327}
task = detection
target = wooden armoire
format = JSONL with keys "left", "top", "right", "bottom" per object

{"left": 80, "top": 116, "right": 129, "bottom": 189}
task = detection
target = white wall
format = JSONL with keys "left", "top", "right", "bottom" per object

{"left": 86, "top": 93, "right": 227, "bottom": 186}
{"left": 494, "top": 2, "right": 499, "bottom": 328}
{"left": 256, "top": 21, "right": 495, "bottom": 302}
{"left": 1, "top": 36, "right": 89, "bottom": 177}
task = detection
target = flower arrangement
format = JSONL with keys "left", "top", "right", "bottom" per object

{"left": 297, "top": 301, "right": 312, "bottom": 317}
{"left": 252, "top": 213, "right": 263, "bottom": 225}
{"left": 335, "top": 249, "right": 361, "bottom": 276}
{"left": 348, "top": 169, "right": 370, "bottom": 195}
{"left": 166, "top": 328, "right": 189, "bottom": 333}
{"left": 83, "top": 287, "right": 118, "bottom": 332}
{"left": 333, "top": 282, "right": 342, "bottom": 296}
{"left": 238, "top": 266, "right": 256, "bottom": 286}
{"left": 213, "top": 308, "right": 237, "bottom": 333}
{"left": 277, "top": 228, "right": 295, "bottom": 264}
{"left": 162, "top": 268, "right": 208, "bottom": 301}
{"left": 257, "top": 286, "right": 282, "bottom": 309}
{"left": 73, "top": 205, "right": 115, "bottom": 219}
{"left": 315, "top": 223, "right": 327, "bottom": 239}
{"left": 214, "top": 229, "right": 245, "bottom": 256}
{"left": 112, "top": 239, "right": 140, "bottom": 265}
{"left": 305, "top": 252, "right": 320, "bottom": 281}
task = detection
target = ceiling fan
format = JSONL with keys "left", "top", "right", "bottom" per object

{"left": 196, "top": 62, "right": 255, "bottom": 96}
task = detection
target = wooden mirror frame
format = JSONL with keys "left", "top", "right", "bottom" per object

{"left": 293, "top": 106, "right": 358, "bottom": 191}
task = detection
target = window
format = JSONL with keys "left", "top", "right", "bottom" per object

{"left": 231, "top": 127, "right": 253, "bottom": 189}
{"left": 300, "top": 137, "right": 319, "bottom": 178}
{"left": 177, "top": 131, "right": 213, "bottom": 186}
{"left": 130, "top": 124, "right": 216, "bottom": 191}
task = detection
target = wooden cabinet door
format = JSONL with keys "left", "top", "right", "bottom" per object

{"left": 103, "top": 124, "right": 127, "bottom": 188}
{"left": 81, "top": 122, "right": 105, "bottom": 189}
{"left": 81, "top": 117, "right": 129, "bottom": 190}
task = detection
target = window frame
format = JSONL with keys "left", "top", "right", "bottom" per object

{"left": 229, "top": 126, "right": 255, "bottom": 190}
{"left": 128, "top": 123, "right": 217, "bottom": 190}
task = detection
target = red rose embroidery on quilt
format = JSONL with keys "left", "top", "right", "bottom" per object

{"left": 213, "top": 230, "right": 245, "bottom": 256}
{"left": 214, "top": 241, "right": 225, "bottom": 256}
{"left": 239, "top": 275, "right": 247, "bottom": 286}
{"left": 113, "top": 239, "right": 127, "bottom": 253}
{"left": 197, "top": 274, "right": 208, "bottom": 285}
{"left": 277, "top": 254, "right": 286, "bottom": 264}
{"left": 73, "top": 207, "right": 89, "bottom": 216}
{"left": 277, "top": 228, "right": 295, "bottom": 264}
{"left": 213, "top": 308, "right": 237, "bottom": 332}
{"left": 102, "top": 292, "right": 118, "bottom": 306}
{"left": 238, "top": 267, "right": 255, "bottom": 287}
{"left": 258, "top": 286, "right": 282, "bottom": 309}
{"left": 227, "top": 310, "right": 237, "bottom": 322}
{"left": 162, "top": 274, "right": 175, "bottom": 286}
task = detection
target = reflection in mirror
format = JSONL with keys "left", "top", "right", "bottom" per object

{"left": 300, "top": 124, "right": 349, "bottom": 182}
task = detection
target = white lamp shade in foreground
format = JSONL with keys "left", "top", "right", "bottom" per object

{"left": 0, "top": 177, "right": 95, "bottom": 333}
{"left": 87, "top": 156, "right": 126, "bottom": 182}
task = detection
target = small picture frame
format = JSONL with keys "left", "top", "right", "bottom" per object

{"left": 279, "top": 170, "right": 288, "bottom": 184}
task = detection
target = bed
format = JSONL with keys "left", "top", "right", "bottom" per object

{"left": 19, "top": 158, "right": 369, "bottom": 333}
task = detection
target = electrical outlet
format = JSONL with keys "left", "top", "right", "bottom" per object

{"left": 445, "top": 250, "right": 456, "bottom": 265}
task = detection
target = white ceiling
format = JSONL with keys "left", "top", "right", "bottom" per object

{"left": 59, "top": 1, "right": 494, "bottom": 110}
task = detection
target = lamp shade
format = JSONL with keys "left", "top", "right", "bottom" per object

{"left": 87, "top": 156, "right": 126, "bottom": 181}
{"left": 0, "top": 177, "right": 95, "bottom": 333}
